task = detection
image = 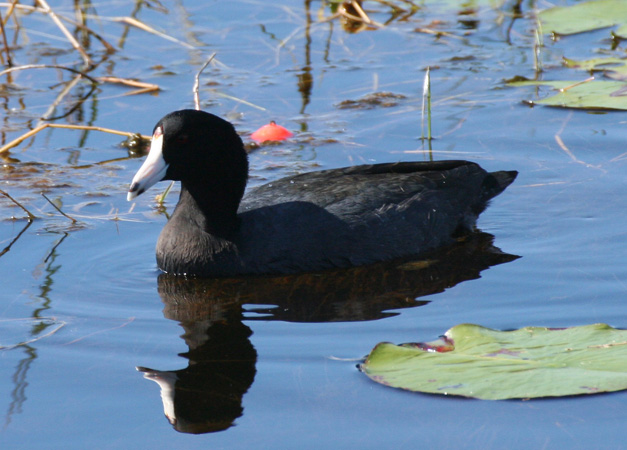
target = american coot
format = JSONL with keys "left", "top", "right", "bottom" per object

{"left": 128, "top": 109, "right": 517, "bottom": 277}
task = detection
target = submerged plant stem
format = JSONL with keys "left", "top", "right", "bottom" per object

{"left": 157, "top": 181, "right": 175, "bottom": 206}
{"left": 41, "top": 193, "right": 79, "bottom": 224}
{"left": 0, "top": 189, "right": 36, "bottom": 221}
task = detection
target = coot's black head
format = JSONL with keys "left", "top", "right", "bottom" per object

{"left": 128, "top": 109, "right": 248, "bottom": 205}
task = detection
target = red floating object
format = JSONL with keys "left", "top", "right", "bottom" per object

{"left": 250, "top": 121, "right": 293, "bottom": 142}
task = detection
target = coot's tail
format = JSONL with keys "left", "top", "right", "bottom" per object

{"left": 482, "top": 170, "right": 518, "bottom": 202}
{"left": 469, "top": 170, "right": 517, "bottom": 218}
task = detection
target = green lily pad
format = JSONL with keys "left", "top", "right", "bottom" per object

{"left": 563, "top": 56, "right": 627, "bottom": 81}
{"left": 563, "top": 56, "right": 625, "bottom": 72}
{"left": 424, "top": 0, "right": 506, "bottom": 9}
{"left": 327, "top": 0, "right": 506, "bottom": 12}
{"left": 616, "top": 23, "right": 627, "bottom": 39}
{"left": 539, "top": 0, "right": 627, "bottom": 36}
{"left": 509, "top": 79, "right": 627, "bottom": 110}
{"left": 360, "top": 323, "right": 627, "bottom": 400}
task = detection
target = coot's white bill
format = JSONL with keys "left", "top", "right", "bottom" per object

{"left": 127, "top": 127, "right": 167, "bottom": 201}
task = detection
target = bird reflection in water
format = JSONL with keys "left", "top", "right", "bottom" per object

{"left": 138, "top": 232, "right": 518, "bottom": 433}
{"left": 137, "top": 282, "right": 256, "bottom": 434}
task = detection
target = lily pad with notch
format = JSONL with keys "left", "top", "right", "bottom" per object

{"left": 538, "top": 0, "right": 627, "bottom": 37}
{"left": 508, "top": 79, "right": 627, "bottom": 110}
{"left": 360, "top": 323, "right": 627, "bottom": 400}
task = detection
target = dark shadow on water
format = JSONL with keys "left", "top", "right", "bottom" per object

{"left": 138, "top": 232, "right": 519, "bottom": 434}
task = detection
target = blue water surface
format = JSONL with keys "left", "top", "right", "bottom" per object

{"left": 1, "top": 1, "right": 626, "bottom": 448}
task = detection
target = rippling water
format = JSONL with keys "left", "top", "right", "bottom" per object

{"left": 1, "top": 1, "right": 625, "bottom": 448}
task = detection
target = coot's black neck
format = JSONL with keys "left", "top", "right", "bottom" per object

{"left": 178, "top": 179, "right": 243, "bottom": 239}
{"left": 165, "top": 119, "right": 249, "bottom": 239}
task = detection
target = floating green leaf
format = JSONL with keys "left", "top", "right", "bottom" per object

{"left": 509, "top": 79, "right": 627, "bottom": 110}
{"left": 539, "top": 0, "right": 627, "bottom": 36}
{"left": 360, "top": 323, "right": 627, "bottom": 400}
{"left": 563, "top": 56, "right": 627, "bottom": 81}
{"left": 424, "top": 0, "right": 506, "bottom": 9}
{"left": 616, "top": 23, "right": 627, "bottom": 39}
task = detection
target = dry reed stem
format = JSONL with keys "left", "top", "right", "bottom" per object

{"left": 350, "top": 1, "right": 375, "bottom": 25}
{"left": 0, "top": 2, "right": 115, "bottom": 52}
{"left": 554, "top": 110, "right": 602, "bottom": 170}
{"left": 0, "top": 63, "right": 99, "bottom": 83}
{"left": 212, "top": 91, "right": 267, "bottom": 111}
{"left": 0, "top": 8, "right": 12, "bottom": 66}
{"left": 414, "top": 27, "right": 463, "bottom": 40}
{"left": 39, "top": 74, "right": 84, "bottom": 122}
{"left": 371, "top": 0, "right": 409, "bottom": 12}
{"left": 193, "top": 53, "right": 216, "bottom": 110}
{"left": 111, "top": 16, "right": 195, "bottom": 49}
{"left": 336, "top": 1, "right": 385, "bottom": 28}
{"left": 1, "top": 0, "right": 19, "bottom": 26}
{"left": 97, "top": 76, "right": 159, "bottom": 90}
{"left": 338, "top": 9, "right": 382, "bottom": 29}
{"left": 97, "top": 76, "right": 160, "bottom": 96}
{"left": 1, "top": 64, "right": 99, "bottom": 121}
{"left": 0, "top": 65, "right": 161, "bottom": 119}
{"left": 0, "top": 318, "right": 66, "bottom": 350}
{"left": 66, "top": 17, "right": 116, "bottom": 54}
{"left": 0, "top": 123, "right": 150, "bottom": 154}
{"left": 32, "top": 71, "right": 155, "bottom": 96}
{"left": 71, "top": 155, "right": 145, "bottom": 169}
{"left": 559, "top": 76, "right": 594, "bottom": 92}
{"left": 124, "top": 87, "right": 159, "bottom": 96}
{"left": 62, "top": 317, "right": 135, "bottom": 346}
{"left": 318, "top": 11, "right": 341, "bottom": 24}
{"left": 320, "top": 0, "right": 406, "bottom": 28}
{"left": 35, "top": 0, "right": 92, "bottom": 66}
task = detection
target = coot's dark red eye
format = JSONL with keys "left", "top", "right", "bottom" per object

{"left": 176, "top": 134, "right": 189, "bottom": 144}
